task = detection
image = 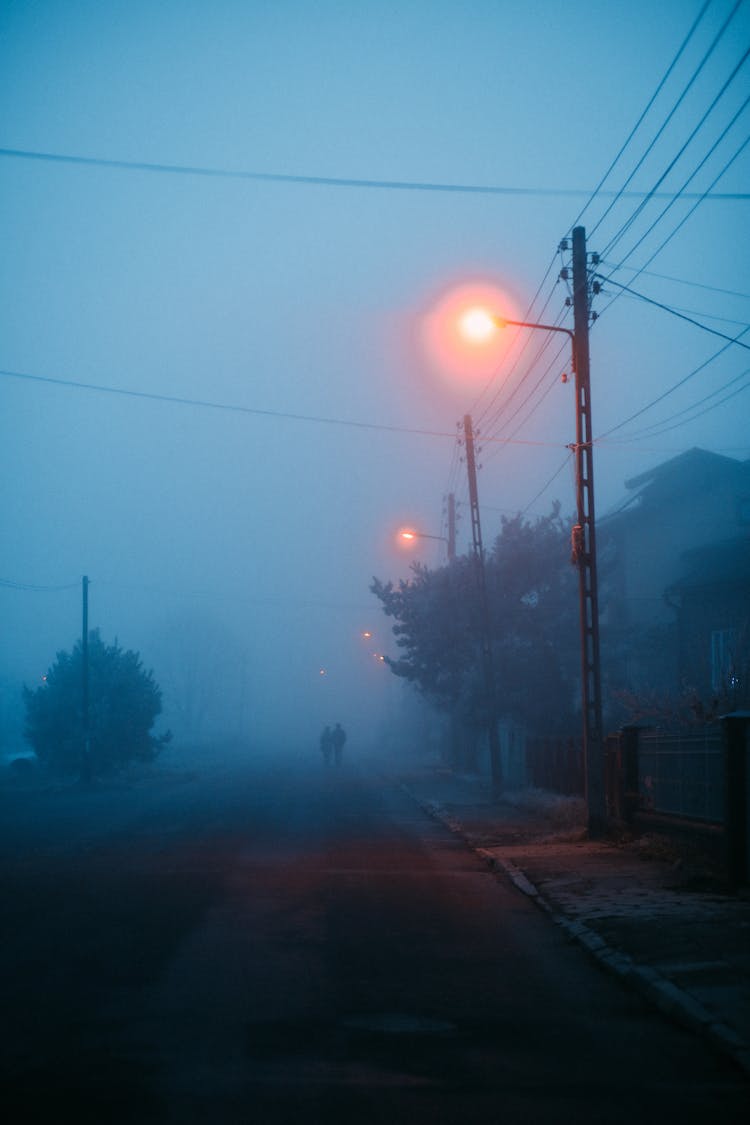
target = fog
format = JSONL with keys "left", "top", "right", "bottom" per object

{"left": 1, "top": 2, "right": 748, "bottom": 759}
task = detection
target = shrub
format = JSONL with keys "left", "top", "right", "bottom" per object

{"left": 23, "top": 630, "right": 171, "bottom": 776}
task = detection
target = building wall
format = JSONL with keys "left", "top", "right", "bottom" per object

{"left": 602, "top": 460, "right": 750, "bottom": 632}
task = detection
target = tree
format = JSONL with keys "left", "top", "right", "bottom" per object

{"left": 371, "top": 505, "right": 580, "bottom": 742}
{"left": 485, "top": 506, "right": 579, "bottom": 733}
{"left": 23, "top": 630, "right": 171, "bottom": 776}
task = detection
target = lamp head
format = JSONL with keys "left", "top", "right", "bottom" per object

{"left": 457, "top": 306, "right": 499, "bottom": 344}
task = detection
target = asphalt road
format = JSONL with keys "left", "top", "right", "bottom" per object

{"left": 1, "top": 750, "right": 747, "bottom": 1123}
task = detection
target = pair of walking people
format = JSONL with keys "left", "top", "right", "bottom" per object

{"left": 320, "top": 723, "right": 346, "bottom": 766}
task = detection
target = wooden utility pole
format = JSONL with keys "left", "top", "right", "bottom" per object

{"left": 463, "top": 415, "right": 502, "bottom": 795}
{"left": 571, "top": 226, "right": 606, "bottom": 834}
{"left": 446, "top": 492, "right": 456, "bottom": 562}
{"left": 81, "top": 575, "right": 91, "bottom": 782}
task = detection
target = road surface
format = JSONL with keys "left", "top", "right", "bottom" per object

{"left": 1, "top": 750, "right": 747, "bottom": 1122}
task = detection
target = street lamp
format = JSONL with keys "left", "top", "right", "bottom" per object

{"left": 459, "top": 228, "right": 606, "bottom": 835}
{"left": 459, "top": 308, "right": 576, "bottom": 375}
{"left": 398, "top": 527, "right": 455, "bottom": 561}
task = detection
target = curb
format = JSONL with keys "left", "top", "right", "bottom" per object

{"left": 411, "top": 791, "right": 750, "bottom": 1079}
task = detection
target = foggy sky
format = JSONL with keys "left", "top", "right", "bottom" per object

{"left": 1, "top": 0, "right": 748, "bottom": 749}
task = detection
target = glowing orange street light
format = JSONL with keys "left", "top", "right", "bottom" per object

{"left": 457, "top": 306, "right": 498, "bottom": 344}
{"left": 459, "top": 306, "right": 576, "bottom": 375}
{"left": 398, "top": 527, "right": 446, "bottom": 546}
{"left": 398, "top": 525, "right": 454, "bottom": 561}
{"left": 361, "top": 630, "right": 373, "bottom": 640}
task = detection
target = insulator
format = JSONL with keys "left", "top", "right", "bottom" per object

{"left": 565, "top": 296, "right": 572, "bottom": 307}
{"left": 592, "top": 280, "right": 601, "bottom": 295}
{"left": 590, "top": 252, "right": 600, "bottom": 265}
{"left": 561, "top": 372, "right": 569, "bottom": 384}
{"left": 591, "top": 311, "right": 598, "bottom": 322}
{"left": 559, "top": 239, "right": 569, "bottom": 252}
{"left": 559, "top": 267, "right": 570, "bottom": 281}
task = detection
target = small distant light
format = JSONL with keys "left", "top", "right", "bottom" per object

{"left": 362, "top": 630, "right": 373, "bottom": 639}
{"left": 319, "top": 668, "right": 327, "bottom": 676}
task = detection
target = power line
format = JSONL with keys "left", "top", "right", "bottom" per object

{"left": 590, "top": 0, "right": 745, "bottom": 241}
{"left": 614, "top": 291, "right": 750, "bottom": 327}
{"left": 592, "top": 276, "right": 750, "bottom": 349}
{"left": 602, "top": 40, "right": 750, "bottom": 258}
{"left": 480, "top": 308, "right": 571, "bottom": 441}
{"left": 596, "top": 326, "right": 750, "bottom": 440}
{"left": 521, "top": 453, "right": 574, "bottom": 517}
{"left": 0, "top": 573, "right": 375, "bottom": 612}
{"left": 612, "top": 366, "right": 750, "bottom": 441}
{"left": 0, "top": 578, "right": 79, "bottom": 592}
{"left": 482, "top": 338, "right": 569, "bottom": 465}
{"left": 595, "top": 129, "right": 750, "bottom": 316}
{"left": 473, "top": 267, "right": 563, "bottom": 429}
{"left": 572, "top": 0, "right": 713, "bottom": 231}
{"left": 471, "top": 249, "right": 560, "bottom": 420}
{"left": 606, "top": 96, "right": 750, "bottom": 270}
{"left": 0, "top": 366, "right": 567, "bottom": 449}
{"left": 0, "top": 146, "right": 747, "bottom": 200}
{"left": 601, "top": 262, "right": 750, "bottom": 302}
{"left": 0, "top": 366, "right": 458, "bottom": 439}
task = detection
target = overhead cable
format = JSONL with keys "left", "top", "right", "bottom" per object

{"left": 590, "top": 0, "right": 745, "bottom": 240}
{"left": 0, "top": 146, "right": 746, "bottom": 200}
{"left": 571, "top": 0, "right": 712, "bottom": 231}
{"left": 596, "top": 129, "right": 750, "bottom": 316}
{"left": 592, "top": 276, "right": 750, "bottom": 349}
{"left": 0, "top": 366, "right": 565, "bottom": 448}
{"left": 602, "top": 42, "right": 750, "bottom": 258}
{"left": 596, "top": 326, "right": 750, "bottom": 439}
{"left": 612, "top": 366, "right": 750, "bottom": 441}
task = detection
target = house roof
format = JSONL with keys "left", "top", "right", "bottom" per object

{"left": 601, "top": 448, "right": 750, "bottom": 525}
{"left": 624, "top": 447, "right": 747, "bottom": 493}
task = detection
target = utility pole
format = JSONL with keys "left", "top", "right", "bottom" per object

{"left": 446, "top": 492, "right": 456, "bottom": 562}
{"left": 463, "top": 415, "right": 502, "bottom": 795}
{"left": 81, "top": 575, "right": 91, "bottom": 783}
{"left": 571, "top": 226, "right": 606, "bottom": 835}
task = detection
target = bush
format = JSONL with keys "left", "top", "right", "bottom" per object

{"left": 23, "top": 630, "right": 171, "bottom": 776}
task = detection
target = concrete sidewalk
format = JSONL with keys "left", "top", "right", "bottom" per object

{"left": 397, "top": 766, "right": 750, "bottom": 1078}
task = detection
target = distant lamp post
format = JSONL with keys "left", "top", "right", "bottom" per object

{"left": 398, "top": 526, "right": 455, "bottom": 562}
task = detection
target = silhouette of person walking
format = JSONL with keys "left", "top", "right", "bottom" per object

{"left": 331, "top": 722, "right": 346, "bottom": 766}
{"left": 320, "top": 725, "right": 333, "bottom": 766}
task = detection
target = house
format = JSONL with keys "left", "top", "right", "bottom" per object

{"left": 598, "top": 448, "right": 750, "bottom": 707}
{"left": 667, "top": 536, "right": 750, "bottom": 707}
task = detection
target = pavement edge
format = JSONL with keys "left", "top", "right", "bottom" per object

{"left": 404, "top": 786, "right": 750, "bottom": 1079}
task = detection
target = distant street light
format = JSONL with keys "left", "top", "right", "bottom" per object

{"left": 398, "top": 527, "right": 455, "bottom": 561}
